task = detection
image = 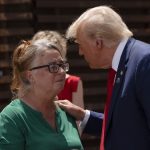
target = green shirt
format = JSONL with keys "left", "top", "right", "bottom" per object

{"left": 0, "top": 99, "right": 83, "bottom": 150}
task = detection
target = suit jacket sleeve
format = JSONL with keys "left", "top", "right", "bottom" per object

{"left": 83, "top": 111, "right": 103, "bottom": 136}
{"left": 136, "top": 54, "right": 150, "bottom": 129}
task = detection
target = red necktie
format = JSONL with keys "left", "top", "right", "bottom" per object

{"left": 100, "top": 68, "right": 116, "bottom": 150}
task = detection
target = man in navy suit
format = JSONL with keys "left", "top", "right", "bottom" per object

{"left": 57, "top": 6, "right": 150, "bottom": 150}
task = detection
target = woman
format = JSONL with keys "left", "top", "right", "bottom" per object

{"left": 32, "top": 30, "right": 84, "bottom": 109}
{"left": 0, "top": 39, "right": 83, "bottom": 150}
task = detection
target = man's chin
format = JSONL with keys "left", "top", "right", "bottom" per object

{"left": 89, "top": 63, "right": 110, "bottom": 69}
{"left": 89, "top": 64, "right": 100, "bottom": 69}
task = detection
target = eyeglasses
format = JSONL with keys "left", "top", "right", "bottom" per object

{"left": 29, "top": 61, "right": 69, "bottom": 73}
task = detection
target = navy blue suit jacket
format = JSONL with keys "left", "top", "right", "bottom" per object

{"left": 84, "top": 38, "right": 150, "bottom": 150}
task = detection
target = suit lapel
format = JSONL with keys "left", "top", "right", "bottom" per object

{"left": 105, "top": 38, "right": 136, "bottom": 139}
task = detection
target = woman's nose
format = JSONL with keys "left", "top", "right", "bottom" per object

{"left": 58, "top": 67, "right": 66, "bottom": 74}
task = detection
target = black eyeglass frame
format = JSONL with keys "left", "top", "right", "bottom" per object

{"left": 29, "top": 61, "right": 69, "bottom": 73}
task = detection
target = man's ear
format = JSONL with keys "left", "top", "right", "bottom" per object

{"left": 96, "top": 38, "right": 103, "bottom": 49}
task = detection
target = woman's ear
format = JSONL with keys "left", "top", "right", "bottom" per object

{"left": 28, "top": 71, "right": 34, "bottom": 83}
{"left": 24, "top": 71, "right": 33, "bottom": 84}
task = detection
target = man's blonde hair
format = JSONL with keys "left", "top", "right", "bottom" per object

{"left": 66, "top": 6, "right": 133, "bottom": 47}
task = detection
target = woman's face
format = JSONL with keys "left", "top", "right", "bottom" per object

{"left": 29, "top": 48, "right": 66, "bottom": 99}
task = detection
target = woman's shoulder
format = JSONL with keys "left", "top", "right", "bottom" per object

{"left": 0, "top": 99, "right": 25, "bottom": 119}
{"left": 55, "top": 102, "right": 75, "bottom": 122}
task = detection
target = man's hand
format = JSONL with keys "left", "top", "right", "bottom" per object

{"left": 55, "top": 100, "right": 86, "bottom": 121}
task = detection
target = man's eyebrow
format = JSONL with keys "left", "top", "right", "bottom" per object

{"left": 67, "top": 37, "right": 76, "bottom": 44}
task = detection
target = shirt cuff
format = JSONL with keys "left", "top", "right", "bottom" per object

{"left": 79, "top": 110, "right": 90, "bottom": 133}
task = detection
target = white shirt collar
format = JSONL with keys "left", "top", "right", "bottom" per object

{"left": 112, "top": 38, "right": 128, "bottom": 71}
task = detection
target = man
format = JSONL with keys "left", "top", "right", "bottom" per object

{"left": 57, "top": 6, "right": 150, "bottom": 150}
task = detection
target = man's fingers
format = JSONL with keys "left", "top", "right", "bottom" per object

{"left": 55, "top": 99, "right": 85, "bottom": 120}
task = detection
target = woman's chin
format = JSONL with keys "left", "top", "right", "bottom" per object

{"left": 55, "top": 85, "right": 64, "bottom": 93}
